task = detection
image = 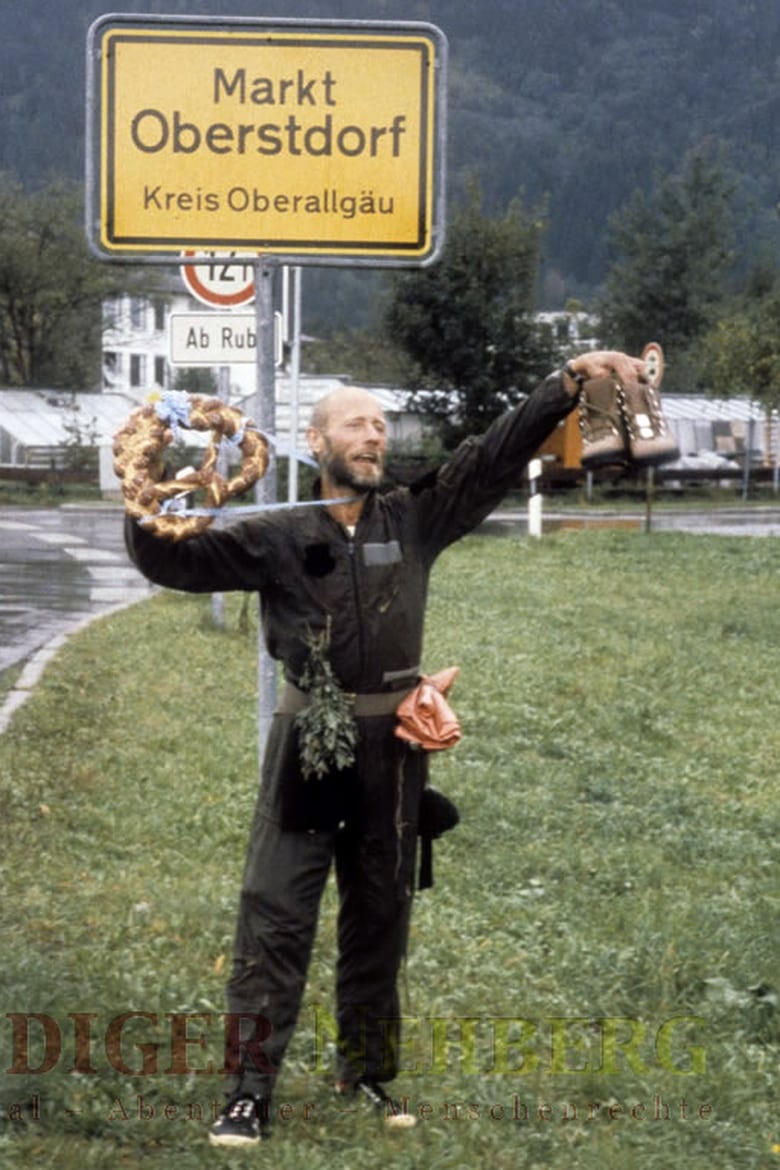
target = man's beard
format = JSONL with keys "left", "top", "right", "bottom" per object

{"left": 321, "top": 446, "right": 383, "bottom": 491}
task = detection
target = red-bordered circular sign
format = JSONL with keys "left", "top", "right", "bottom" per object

{"left": 180, "top": 251, "right": 255, "bottom": 307}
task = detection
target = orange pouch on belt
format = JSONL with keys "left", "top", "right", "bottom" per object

{"left": 394, "top": 666, "right": 461, "bottom": 751}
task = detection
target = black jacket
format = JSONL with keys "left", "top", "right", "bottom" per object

{"left": 125, "top": 374, "right": 574, "bottom": 695}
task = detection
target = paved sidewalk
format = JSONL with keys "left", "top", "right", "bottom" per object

{"left": 0, "top": 505, "right": 153, "bottom": 733}
{"left": 0, "top": 600, "right": 147, "bottom": 734}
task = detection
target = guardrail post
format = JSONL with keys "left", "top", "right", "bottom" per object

{"left": 528, "top": 458, "right": 542, "bottom": 538}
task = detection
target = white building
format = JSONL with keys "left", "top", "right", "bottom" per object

{"left": 104, "top": 281, "right": 414, "bottom": 402}
{"left": 95, "top": 286, "right": 420, "bottom": 494}
{"left": 102, "top": 290, "right": 173, "bottom": 398}
{"left": 535, "top": 309, "right": 600, "bottom": 356}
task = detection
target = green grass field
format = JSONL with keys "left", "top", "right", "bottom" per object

{"left": 1, "top": 531, "right": 778, "bottom": 1169}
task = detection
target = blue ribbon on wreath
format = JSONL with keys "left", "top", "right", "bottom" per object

{"left": 154, "top": 390, "right": 192, "bottom": 439}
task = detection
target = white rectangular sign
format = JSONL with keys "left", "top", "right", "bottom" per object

{"left": 170, "top": 312, "right": 282, "bottom": 365}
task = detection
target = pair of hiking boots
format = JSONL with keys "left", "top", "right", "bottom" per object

{"left": 577, "top": 372, "right": 679, "bottom": 469}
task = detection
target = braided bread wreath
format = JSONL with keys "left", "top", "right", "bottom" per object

{"left": 113, "top": 392, "right": 269, "bottom": 541}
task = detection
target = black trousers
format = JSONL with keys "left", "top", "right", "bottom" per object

{"left": 224, "top": 715, "right": 426, "bottom": 1100}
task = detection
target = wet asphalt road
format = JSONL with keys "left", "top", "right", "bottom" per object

{"left": 3, "top": 503, "right": 780, "bottom": 680}
{"left": 0, "top": 505, "right": 153, "bottom": 676}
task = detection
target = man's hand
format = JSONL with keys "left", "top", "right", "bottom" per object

{"left": 563, "top": 350, "right": 647, "bottom": 396}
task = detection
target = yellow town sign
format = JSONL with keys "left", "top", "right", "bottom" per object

{"left": 87, "top": 16, "right": 447, "bottom": 265}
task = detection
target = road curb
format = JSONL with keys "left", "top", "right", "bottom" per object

{"left": 0, "top": 597, "right": 148, "bottom": 735}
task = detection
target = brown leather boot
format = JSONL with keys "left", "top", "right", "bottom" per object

{"left": 619, "top": 378, "right": 680, "bottom": 467}
{"left": 578, "top": 375, "right": 629, "bottom": 467}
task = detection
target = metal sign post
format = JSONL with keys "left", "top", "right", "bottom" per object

{"left": 288, "top": 267, "right": 303, "bottom": 504}
{"left": 211, "top": 364, "right": 231, "bottom": 630}
{"left": 253, "top": 261, "right": 278, "bottom": 754}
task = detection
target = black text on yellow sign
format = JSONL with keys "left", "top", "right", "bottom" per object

{"left": 88, "top": 18, "right": 446, "bottom": 264}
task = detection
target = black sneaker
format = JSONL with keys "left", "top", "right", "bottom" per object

{"left": 209, "top": 1095, "right": 270, "bottom": 1147}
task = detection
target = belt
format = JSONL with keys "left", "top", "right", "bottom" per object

{"left": 276, "top": 681, "right": 413, "bottom": 718}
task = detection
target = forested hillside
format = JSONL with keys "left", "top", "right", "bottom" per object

{"left": 1, "top": 0, "right": 778, "bottom": 316}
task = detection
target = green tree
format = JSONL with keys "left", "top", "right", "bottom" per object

{"left": 302, "top": 328, "right": 409, "bottom": 386}
{"left": 172, "top": 367, "right": 217, "bottom": 396}
{"left": 0, "top": 174, "right": 126, "bottom": 389}
{"left": 698, "top": 271, "right": 780, "bottom": 407}
{"left": 384, "top": 186, "right": 555, "bottom": 447}
{"left": 598, "top": 151, "right": 738, "bottom": 388}
{"left": 61, "top": 401, "right": 100, "bottom": 473}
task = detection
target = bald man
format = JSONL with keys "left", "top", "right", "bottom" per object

{"left": 125, "top": 351, "right": 644, "bottom": 1146}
